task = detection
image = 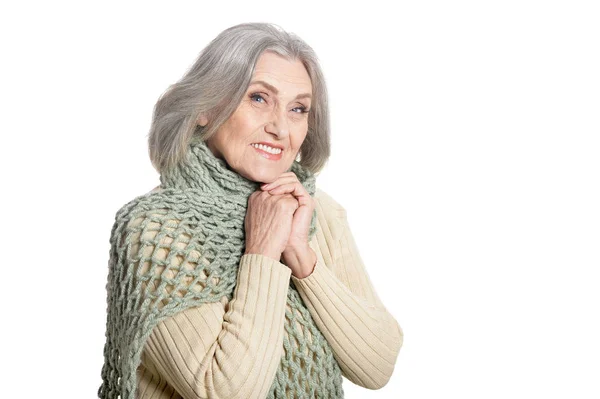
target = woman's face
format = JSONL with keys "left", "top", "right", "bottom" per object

{"left": 202, "top": 51, "right": 313, "bottom": 184}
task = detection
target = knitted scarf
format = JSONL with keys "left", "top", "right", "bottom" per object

{"left": 98, "top": 133, "right": 344, "bottom": 399}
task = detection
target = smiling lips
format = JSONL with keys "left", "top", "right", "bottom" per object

{"left": 250, "top": 143, "right": 283, "bottom": 161}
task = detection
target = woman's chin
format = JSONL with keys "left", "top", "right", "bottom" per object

{"left": 245, "top": 166, "right": 289, "bottom": 184}
{"left": 238, "top": 152, "right": 293, "bottom": 182}
{"left": 239, "top": 169, "right": 275, "bottom": 184}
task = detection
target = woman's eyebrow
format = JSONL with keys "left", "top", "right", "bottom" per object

{"left": 250, "top": 80, "right": 312, "bottom": 100}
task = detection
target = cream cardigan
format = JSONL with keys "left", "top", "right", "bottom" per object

{"left": 134, "top": 188, "right": 403, "bottom": 398}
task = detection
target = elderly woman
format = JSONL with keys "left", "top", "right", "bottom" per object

{"left": 98, "top": 22, "right": 403, "bottom": 399}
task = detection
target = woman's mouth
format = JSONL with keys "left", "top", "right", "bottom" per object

{"left": 250, "top": 143, "right": 283, "bottom": 161}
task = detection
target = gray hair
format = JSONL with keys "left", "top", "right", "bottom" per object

{"left": 148, "top": 22, "right": 331, "bottom": 175}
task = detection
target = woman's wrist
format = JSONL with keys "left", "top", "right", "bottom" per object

{"left": 283, "top": 246, "right": 317, "bottom": 279}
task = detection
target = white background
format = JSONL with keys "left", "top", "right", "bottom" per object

{"left": 1, "top": 1, "right": 599, "bottom": 398}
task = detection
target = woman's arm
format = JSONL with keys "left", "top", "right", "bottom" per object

{"left": 289, "top": 189, "right": 404, "bottom": 390}
{"left": 128, "top": 213, "right": 292, "bottom": 399}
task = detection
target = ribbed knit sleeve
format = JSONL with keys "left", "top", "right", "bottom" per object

{"left": 289, "top": 190, "right": 404, "bottom": 390}
{"left": 139, "top": 253, "right": 292, "bottom": 399}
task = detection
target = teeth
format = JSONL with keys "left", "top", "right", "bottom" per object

{"left": 252, "top": 143, "right": 282, "bottom": 154}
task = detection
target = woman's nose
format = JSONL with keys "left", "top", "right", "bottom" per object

{"left": 266, "top": 108, "right": 290, "bottom": 138}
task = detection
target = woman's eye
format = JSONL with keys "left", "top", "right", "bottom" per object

{"left": 250, "top": 93, "right": 309, "bottom": 115}
{"left": 250, "top": 93, "right": 266, "bottom": 103}
{"left": 292, "top": 106, "right": 310, "bottom": 114}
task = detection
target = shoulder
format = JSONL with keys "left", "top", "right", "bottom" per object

{"left": 315, "top": 188, "right": 347, "bottom": 218}
{"left": 110, "top": 189, "right": 187, "bottom": 254}
{"left": 111, "top": 197, "right": 207, "bottom": 299}
{"left": 149, "top": 184, "right": 162, "bottom": 194}
{"left": 314, "top": 188, "right": 348, "bottom": 241}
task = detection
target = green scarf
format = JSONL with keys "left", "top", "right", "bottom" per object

{"left": 98, "top": 133, "right": 344, "bottom": 398}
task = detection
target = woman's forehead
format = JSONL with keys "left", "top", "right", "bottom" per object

{"left": 251, "top": 53, "right": 312, "bottom": 94}
{"left": 249, "top": 79, "right": 312, "bottom": 100}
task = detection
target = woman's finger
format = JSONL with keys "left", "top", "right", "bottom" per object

{"left": 267, "top": 182, "right": 311, "bottom": 206}
{"left": 261, "top": 174, "right": 299, "bottom": 190}
{"left": 267, "top": 181, "right": 304, "bottom": 195}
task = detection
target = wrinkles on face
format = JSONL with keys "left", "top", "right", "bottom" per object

{"left": 206, "top": 51, "right": 313, "bottom": 183}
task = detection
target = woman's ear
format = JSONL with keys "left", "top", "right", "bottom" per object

{"left": 197, "top": 114, "right": 209, "bottom": 127}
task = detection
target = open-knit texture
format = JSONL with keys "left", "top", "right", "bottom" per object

{"left": 98, "top": 133, "right": 344, "bottom": 398}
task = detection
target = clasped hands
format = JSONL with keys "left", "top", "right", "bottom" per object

{"left": 251, "top": 171, "right": 317, "bottom": 279}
